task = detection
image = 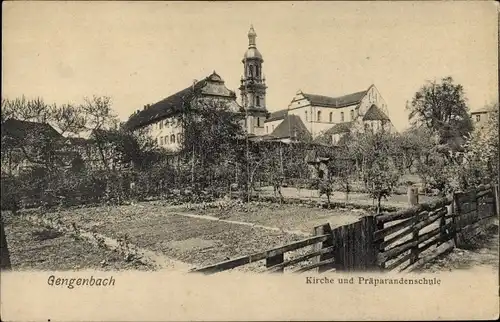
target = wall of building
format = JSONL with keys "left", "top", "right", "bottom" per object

{"left": 471, "top": 111, "right": 491, "bottom": 128}
{"left": 287, "top": 92, "right": 360, "bottom": 138}
{"left": 146, "top": 118, "right": 183, "bottom": 151}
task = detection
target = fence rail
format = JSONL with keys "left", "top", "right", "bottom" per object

{"left": 191, "top": 183, "right": 499, "bottom": 275}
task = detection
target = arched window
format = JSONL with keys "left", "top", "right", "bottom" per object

{"left": 329, "top": 112, "right": 333, "bottom": 123}
{"left": 256, "top": 65, "right": 260, "bottom": 77}
{"left": 249, "top": 65, "right": 255, "bottom": 77}
{"left": 170, "top": 134, "right": 176, "bottom": 144}
{"left": 177, "top": 133, "right": 181, "bottom": 143}
{"left": 317, "top": 111, "right": 321, "bottom": 122}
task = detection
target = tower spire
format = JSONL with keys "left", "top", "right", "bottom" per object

{"left": 248, "top": 25, "right": 257, "bottom": 48}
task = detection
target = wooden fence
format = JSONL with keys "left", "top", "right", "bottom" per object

{"left": 191, "top": 184, "right": 499, "bottom": 274}
{"left": 375, "top": 184, "right": 498, "bottom": 272}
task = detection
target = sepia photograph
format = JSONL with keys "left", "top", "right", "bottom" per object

{"left": 1, "top": 1, "right": 499, "bottom": 320}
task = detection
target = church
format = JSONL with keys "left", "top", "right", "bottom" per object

{"left": 124, "top": 25, "right": 269, "bottom": 149}
{"left": 125, "top": 25, "right": 395, "bottom": 149}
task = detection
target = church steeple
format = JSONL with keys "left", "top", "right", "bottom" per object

{"left": 239, "top": 25, "right": 268, "bottom": 136}
{"left": 248, "top": 25, "right": 257, "bottom": 47}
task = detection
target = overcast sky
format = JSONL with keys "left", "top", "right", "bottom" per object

{"left": 2, "top": 1, "right": 498, "bottom": 131}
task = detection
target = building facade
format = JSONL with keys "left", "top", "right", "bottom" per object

{"left": 471, "top": 107, "right": 496, "bottom": 129}
{"left": 264, "top": 85, "right": 395, "bottom": 144}
{"left": 125, "top": 72, "right": 242, "bottom": 151}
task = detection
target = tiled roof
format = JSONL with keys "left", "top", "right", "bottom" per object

{"left": 1, "top": 119, "right": 63, "bottom": 143}
{"left": 363, "top": 104, "right": 390, "bottom": 121}
{"left": 268, "top": 114, "right": 311, "bottom": 140}
{"left": 265, "top": 109, "right": 288, "bottom": 122}
{"left": 324, "top": 122, "right": 354, "bottom": 135}
{"left": 124, "top": 72, "right": 236, "bottom": 130}
{"left": 302, "top": 89, "right": 367, "bottom": 108}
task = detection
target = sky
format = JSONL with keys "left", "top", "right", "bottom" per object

{"left": 2, "top": 1, "right": 498, "bottom": 131}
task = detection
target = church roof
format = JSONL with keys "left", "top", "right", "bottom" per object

{"left": 302, "top": 89, "right": 367, "bottom": 108}
{"left": 125, "top": 72, "right": 236, "bottom": 130}
{"left": 265, "top": 109, "right": 288, "bottom": 122}
{"left": 363, "top": 104, "right": 390, "bottom": 121}
{"left": 269, "top": 114, "right": 311, "bottom": 140}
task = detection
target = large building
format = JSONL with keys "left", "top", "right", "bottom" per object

{"left": 125, "top": 26, "right": 269, "bottom": 149}
{"left": 264, "top": 85, "right": 395, "bottom": 144}
{"left": 124, "top": 72, "right": 242, "bottom": 151}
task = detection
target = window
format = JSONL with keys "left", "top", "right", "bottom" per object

{"left": 340, "top": 112, "right": 344, "bottom": 122}
{"left": 160, "top": 137, "right": 164, "bottom": 145}
{"left": 249, "top": 65, "right": 255, "bottom": 77}
{"left": 317, "top": 111, "right": 321, "bottom": 122}
{"left": 350, "top": 110, "right": 354, "bottom": 120}
{"left": 329, "top": 112, "right": 333, "bottom": 123}
{"left": 177, "top": 133, "right": 181, "bottom": 143}
{"left": 476, "top": 114, "right": 481, "bottom": 122}
{"left": 159, "top": 121, "right": 163, "bottom": 129}
{"left": 256, "top": 96, "right": 260, "bottom": 107}
{"left": 272, "top": 125, "right": 275, "bottom": 131}
{"left": 171, "top": 134, "right": 176, "bottom": 144}
{"left": 256, "top": 65, "right": 260, "bottom": 77}
{"left": 257, "top": 117, "right": 260, "bottom": 127}
{"left": 266, "top": 126, "right": 268, "bottom": 133}
{"left": 305, "top": 111, "right": 308, "bottom": 122}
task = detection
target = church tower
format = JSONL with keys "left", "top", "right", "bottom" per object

{"left": 239, "top": 25, "right": 268, "bottom": 136}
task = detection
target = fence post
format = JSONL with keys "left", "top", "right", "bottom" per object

{"left": 0, "top": 217, "right": 11, "bottom": 270}
{"left": 494, "top": 184, "right": 500, "bottom": 217}
{"left": 266, "top": 252, "right": 284, "bottom": 273}
{"left": 362, "top": 215, "right": 377, "bottom": 271}
{"left": 450, "top": 193, "right": 458, "bottom": 246}
{"left": 311, "top": 223, "right": 333, "bottom": 273}
{"left": 407, "top": 186, "right": 419, "bottom": 206}
{"left": 374, "top": 218, "right": 385, "bottom": 271}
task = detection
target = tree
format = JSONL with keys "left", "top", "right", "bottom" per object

{"left": 407, "top": 76, "right": 473, "bottom": 150}
{"left": 174, "top": 96, "right": 246, "bottom": 196}
{"left": 354, "top": 130, "right": 402, "bottom": 213}
{"left": 448, "top": 104, "right": 499, "bottom": 190}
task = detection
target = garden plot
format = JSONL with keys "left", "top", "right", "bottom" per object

{"left": 173, "top": 202, "right": 367, "bottom": 233}
{"left": 35, "top": 204, "right": 307, "bottom": 269}
{"left": 16, "top": 201, "right": 368, "bottom": 270}
{"left": 2, "top": 212, "right": 153, "bottom": 271}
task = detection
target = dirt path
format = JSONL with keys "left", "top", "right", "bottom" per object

{"left": 420, "top": 220, "right": 499, "bottom": 272}
{"left": 159, "top": 210, "right": 311, "bottom": 237}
